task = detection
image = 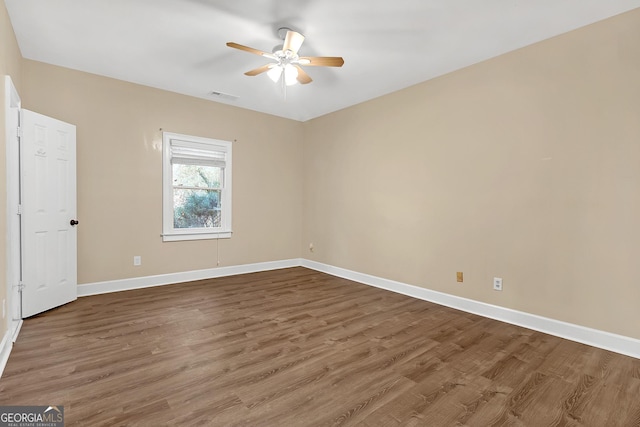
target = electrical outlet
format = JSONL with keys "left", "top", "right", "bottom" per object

{"left": 456, "top": 272, "right": 463, "bottom": 282}
{"left": 133, "top": 256, "right": 141, "bottom": 266}
{"left": 309, "top": 243, "right": 314, "bottom": 252}
{"left": 493, "top": 277, "right": 503, "bottom": 291}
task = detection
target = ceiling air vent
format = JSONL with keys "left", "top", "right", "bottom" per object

{"left": 209, "top": 91, "right": 239, "bottom": 102}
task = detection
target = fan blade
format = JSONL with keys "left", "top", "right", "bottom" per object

{"left": 244, "top": 64, "right": 273, "bottom": 76}
{"left": 299, "top": 56, "right": 344, "bottom": 67}
{"left": 283, "top": 31, "right": 305, "bottom": 55}
{"left": 295, "top": 65, "right": 312, "bottom": 84}
{"left": 226, "top": 42, "right": 276, "bottom": 59}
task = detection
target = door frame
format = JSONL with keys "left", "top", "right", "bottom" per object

{"left": 4, "top": 75, "right": 23, "bottom": 341}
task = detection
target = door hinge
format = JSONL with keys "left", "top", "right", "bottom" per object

{"left": 17, "top": 281, "right": 26, "bottom": 291}
{"left": 16, "top": 126, "right": 22, "bottom": 139}
{"left": 17, "top": 204, "right": 23, "bottom": 215}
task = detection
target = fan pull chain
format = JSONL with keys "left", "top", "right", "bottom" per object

{"left": 282, "top": 73, "right": 287, "bottom": 101}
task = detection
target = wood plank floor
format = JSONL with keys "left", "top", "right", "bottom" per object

{"left": 1, "top": 267, "right": 639, "bottom": 426}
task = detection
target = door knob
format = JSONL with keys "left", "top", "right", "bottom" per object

{"left": 70, "top": 219, "right": 79, "bottom": 226}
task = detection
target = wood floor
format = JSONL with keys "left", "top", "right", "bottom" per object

{"left": 0, "top": 267, "right": 638, "bottom": 426}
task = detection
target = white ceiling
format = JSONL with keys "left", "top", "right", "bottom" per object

{"left": 5, "top": 0, "right": 639, "bottom": 121}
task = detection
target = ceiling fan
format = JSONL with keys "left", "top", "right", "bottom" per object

{"left": 226, "top": 28, "right": 344, "bottom": 86}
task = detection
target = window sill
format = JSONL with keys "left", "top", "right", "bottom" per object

{"left": 162, "top": 231, "right": 232, "bottom": 242}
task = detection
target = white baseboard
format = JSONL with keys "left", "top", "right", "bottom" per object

{"left": 0, "top": 320, "right": 24, "bottom": 379}
{"left": 0, "top": 330, "right": 13, "bottom": 379}
{"left": 78, "top": 258, "right": 302, "bottom": 297}
{"left": 301, "top": 259, "right": 640, "bottom": 360}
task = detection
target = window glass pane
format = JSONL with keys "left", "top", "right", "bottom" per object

{"left": 173, "top": 164, "right": 222, "bottom": 189}
{"left": 173, "top": 188, "right": 221, "bottom": 228}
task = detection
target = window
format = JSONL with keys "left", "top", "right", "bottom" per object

{"left": 162, "top": 132, "right": 232, "bottom": 241}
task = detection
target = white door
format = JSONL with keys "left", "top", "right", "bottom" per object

{"left": 21, "top": 109, "right": 77, "bottom": 317}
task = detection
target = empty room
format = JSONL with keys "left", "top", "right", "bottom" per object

{"left": 1, "top": 1, "right": 639, "bottom": 425}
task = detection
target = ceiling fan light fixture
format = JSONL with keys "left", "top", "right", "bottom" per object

{"left": 227, "top": 29, "right": 344, "bottom": 87}
{"left": 267, "top": 65, "right": 283, "bottom": 82}
{"left": 284, "top": 64, "right": 299, "bottom": 86}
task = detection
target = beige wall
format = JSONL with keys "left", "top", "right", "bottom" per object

{"left": 302, "top": 9, "right": 640, "bottom": 340}
{"left": 21, "top": 61, "right": 304, "bottom": 284}
{"left": 1, "top": 1, "right": 22, "bottom": 335}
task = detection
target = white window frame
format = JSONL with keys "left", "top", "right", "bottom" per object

{"left": 162, "top": 131, "right": 232, "bottom": 242}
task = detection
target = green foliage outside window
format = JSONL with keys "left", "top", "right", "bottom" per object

{"left": 172, "top": 165, "right": 222, "bottom": 229}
